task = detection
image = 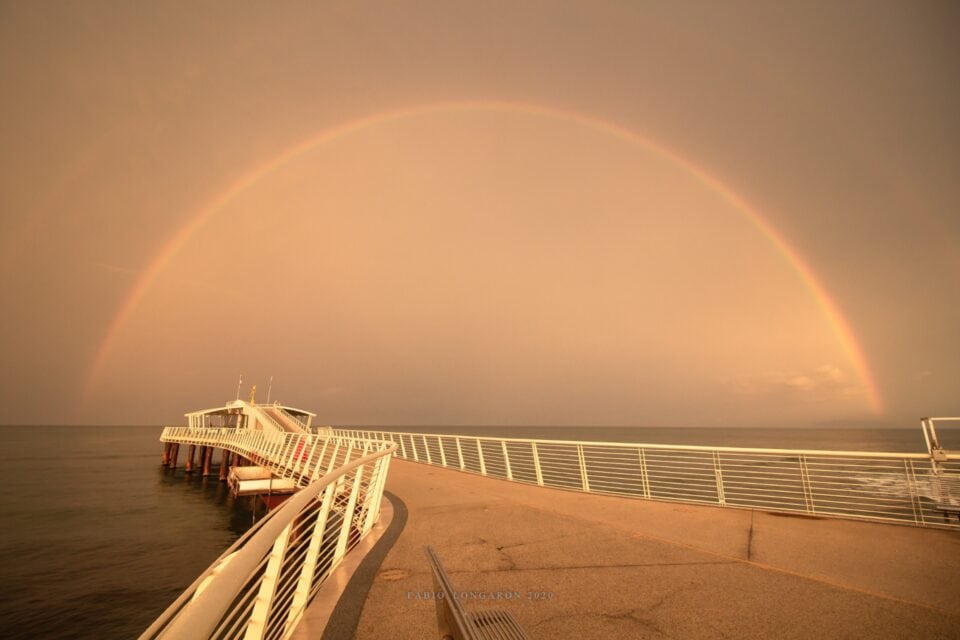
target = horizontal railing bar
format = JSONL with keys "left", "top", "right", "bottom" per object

{"left": 336, "top": 428, "right": 930, "bottom": 459}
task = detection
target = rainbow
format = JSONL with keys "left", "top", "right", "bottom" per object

{"left": 82, "top": 100, "right": 884, "bottom": 414}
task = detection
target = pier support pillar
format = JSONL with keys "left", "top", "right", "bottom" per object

{"left": 168, "top": 443, "right": 179, "bottom": 469}
{"left": 202, "top": 446, "right": 212, "bottom": 477}
{"left": 185, "top": 445, "right": 196, "bottom": 473}
{"left": 219, "top": 450, "right": 231, "bottom": 480}
{"left": 161, "top": 443, "right": 170, "bottom": 466}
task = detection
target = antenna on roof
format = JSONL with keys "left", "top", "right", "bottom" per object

{"left": 236, "top": 374, "right": 243, "bottom": 401}
{"left": 266, "top": 376, "right": 273, "bottom": 404}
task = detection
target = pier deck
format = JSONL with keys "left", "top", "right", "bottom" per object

{"left": 335, "top": 459, "right": 959, "bottom": 639}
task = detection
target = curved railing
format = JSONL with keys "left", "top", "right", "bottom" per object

{"left": 143, "top": 432, "right": 396, "bottom": 639}
{"left": 335, "top": 429, "right": 960, "bottom": 530}
{"left": 160, "top": 427, "right": 387, "bottom": 486}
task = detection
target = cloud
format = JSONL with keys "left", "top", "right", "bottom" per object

{"left": 727, "top": 364, "right": 865, "bottom": 404}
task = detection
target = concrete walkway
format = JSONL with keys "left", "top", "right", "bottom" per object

{"left": 352, "top": 459, "right": 960, "bottom": 639}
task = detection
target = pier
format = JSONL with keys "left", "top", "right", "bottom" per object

{"left": 145, "top": 410, "right": 395, "bottom": 640}
{"left": 341, "top": 459, "right": 960, "bottom": 639}
{"left": 147, "top": 415, "right": 960, "bottom": 639}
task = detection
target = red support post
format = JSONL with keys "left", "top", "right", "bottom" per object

{"left": 185, "top": 445, "right": 196, "bottom": 473}
{"left": 219, "top": 450, "right": 231, "bottom": 480}
{"left": 202, "top": 446, "right": 212, "bottom": 476}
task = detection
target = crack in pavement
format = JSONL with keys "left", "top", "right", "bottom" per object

{"left": 531, "top": 606, "right": 677, "bottom": 638}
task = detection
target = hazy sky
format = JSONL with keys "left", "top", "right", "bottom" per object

{"left": 1, "top": 1, "right": 957, "bottom": 428}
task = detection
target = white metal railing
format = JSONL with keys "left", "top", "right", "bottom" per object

{"left": 160, "top": 427, "right": 394, "bottom": 486}
{"left": 148, "top": 428, "right": 395, "bottom": 639}
{"left": 142, "top": 442, "right": 395, "bottom": 640}
{"left": 275, "top": 406, "right": 309, "bottom": 431}
{"left": 251, "top": 406, "right": 291, "bottom": 435}
{"left": 260, "top": 405, "right": 309, "bottom": 434}
{"left": 191, "top": 414, "right": 244, "bottom": 429}
{"left": 333, "top": 429, "right": 960, "bottom": 530}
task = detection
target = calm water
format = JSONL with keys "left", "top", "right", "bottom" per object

{"left": 0, "top": 426, "right": 262, "bottom": 639}
{"left": 0, "top": 424, "right": 933, "bottom": 638}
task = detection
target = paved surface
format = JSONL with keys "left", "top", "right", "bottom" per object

{"left": 349, "top": 459, "right": 960, "bottom": 639}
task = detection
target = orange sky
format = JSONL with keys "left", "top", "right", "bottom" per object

{"left": 1, "top": 2, "right": 957, "bottom": 427}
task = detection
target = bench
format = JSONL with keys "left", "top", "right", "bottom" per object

{"left": 424, "top": 546, "right": 531, "bottom": 640}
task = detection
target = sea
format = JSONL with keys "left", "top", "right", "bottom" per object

{"left": 0, "top": 424, "right": 937, "bottom": 639}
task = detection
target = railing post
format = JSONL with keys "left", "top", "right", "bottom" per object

{"left": 713, "top": 451, "right": 726, "bottom": 506}
{"left": 303, "top": 436, "right": 320, "bottom": 476}
{"left": 265, "top": 432, "right": 274, "bottom": 460}
{"left": 638, "top": 448, "right": 651, "bottom": 499}
{"left": 362, "top": 455, "right": 390, "bottom": 534}
{"left": 312, "top": 439, "right": 330, "bottom": 479}
{"left": 422, "top": 435, "right": 432, "bottom": 464}
{"left": 282, "top": 435, "right": 294, "bottom": 475}
{"left": 285, "top": 483, "right": 337, "bottom": 635}
{"left": 278, "top": 435, "right": 292, "bottom": 470}
{"left": 334, "top": 465, "right": 365, "bottom": 562}
{"left": 291, "top": 436, "right": 304, "bottom": 481}
{"left": 354, "top": 446, "right": 372, "bottom": 529}
{"left": 456, "top": 437, "right": 465, "bottom": 470}
{"left": 264, "top": 432, "right": 276, "bottom": 470}
{"left": 244, "top": 522, "right": 293, "bottom": 640}
{"left": 399, "top": 434, "right": 408, "bottom": 459}
{"left": 532, "top": 442, "right": 544, "bottom": 486}
{"left": 799, "top": 455, "right": 815, "bottom": 514}
{"left": 502, "top": 441, "right": 513, "bottom": 480}
{"left": 411, "top": 436, "right": 419, "bottom": 462}
{"left": 905, "top": 459, "right": 924, "bottom": 525}
{"left": 387, "top": 433, "right": 399, "bottom": 456}
{"left": 256, "top": 432, "right": 267, "bottom": 463}
{"left": 285, "top": 435, "right": 302, "bottom": 477}
{"left": 327, "top": 441, "right": 342, "bottom": 474}
{"left": 477, "top": 438, "right": 487, "bottom": 476}
{"left": 577, "top": 444, "right": 590, "bottom": 492}
{"left": 438, "top": 437, "right": 448, "bottom": 467}
{"left": 293, "top": 435, "right": 307, "bottom": 477}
